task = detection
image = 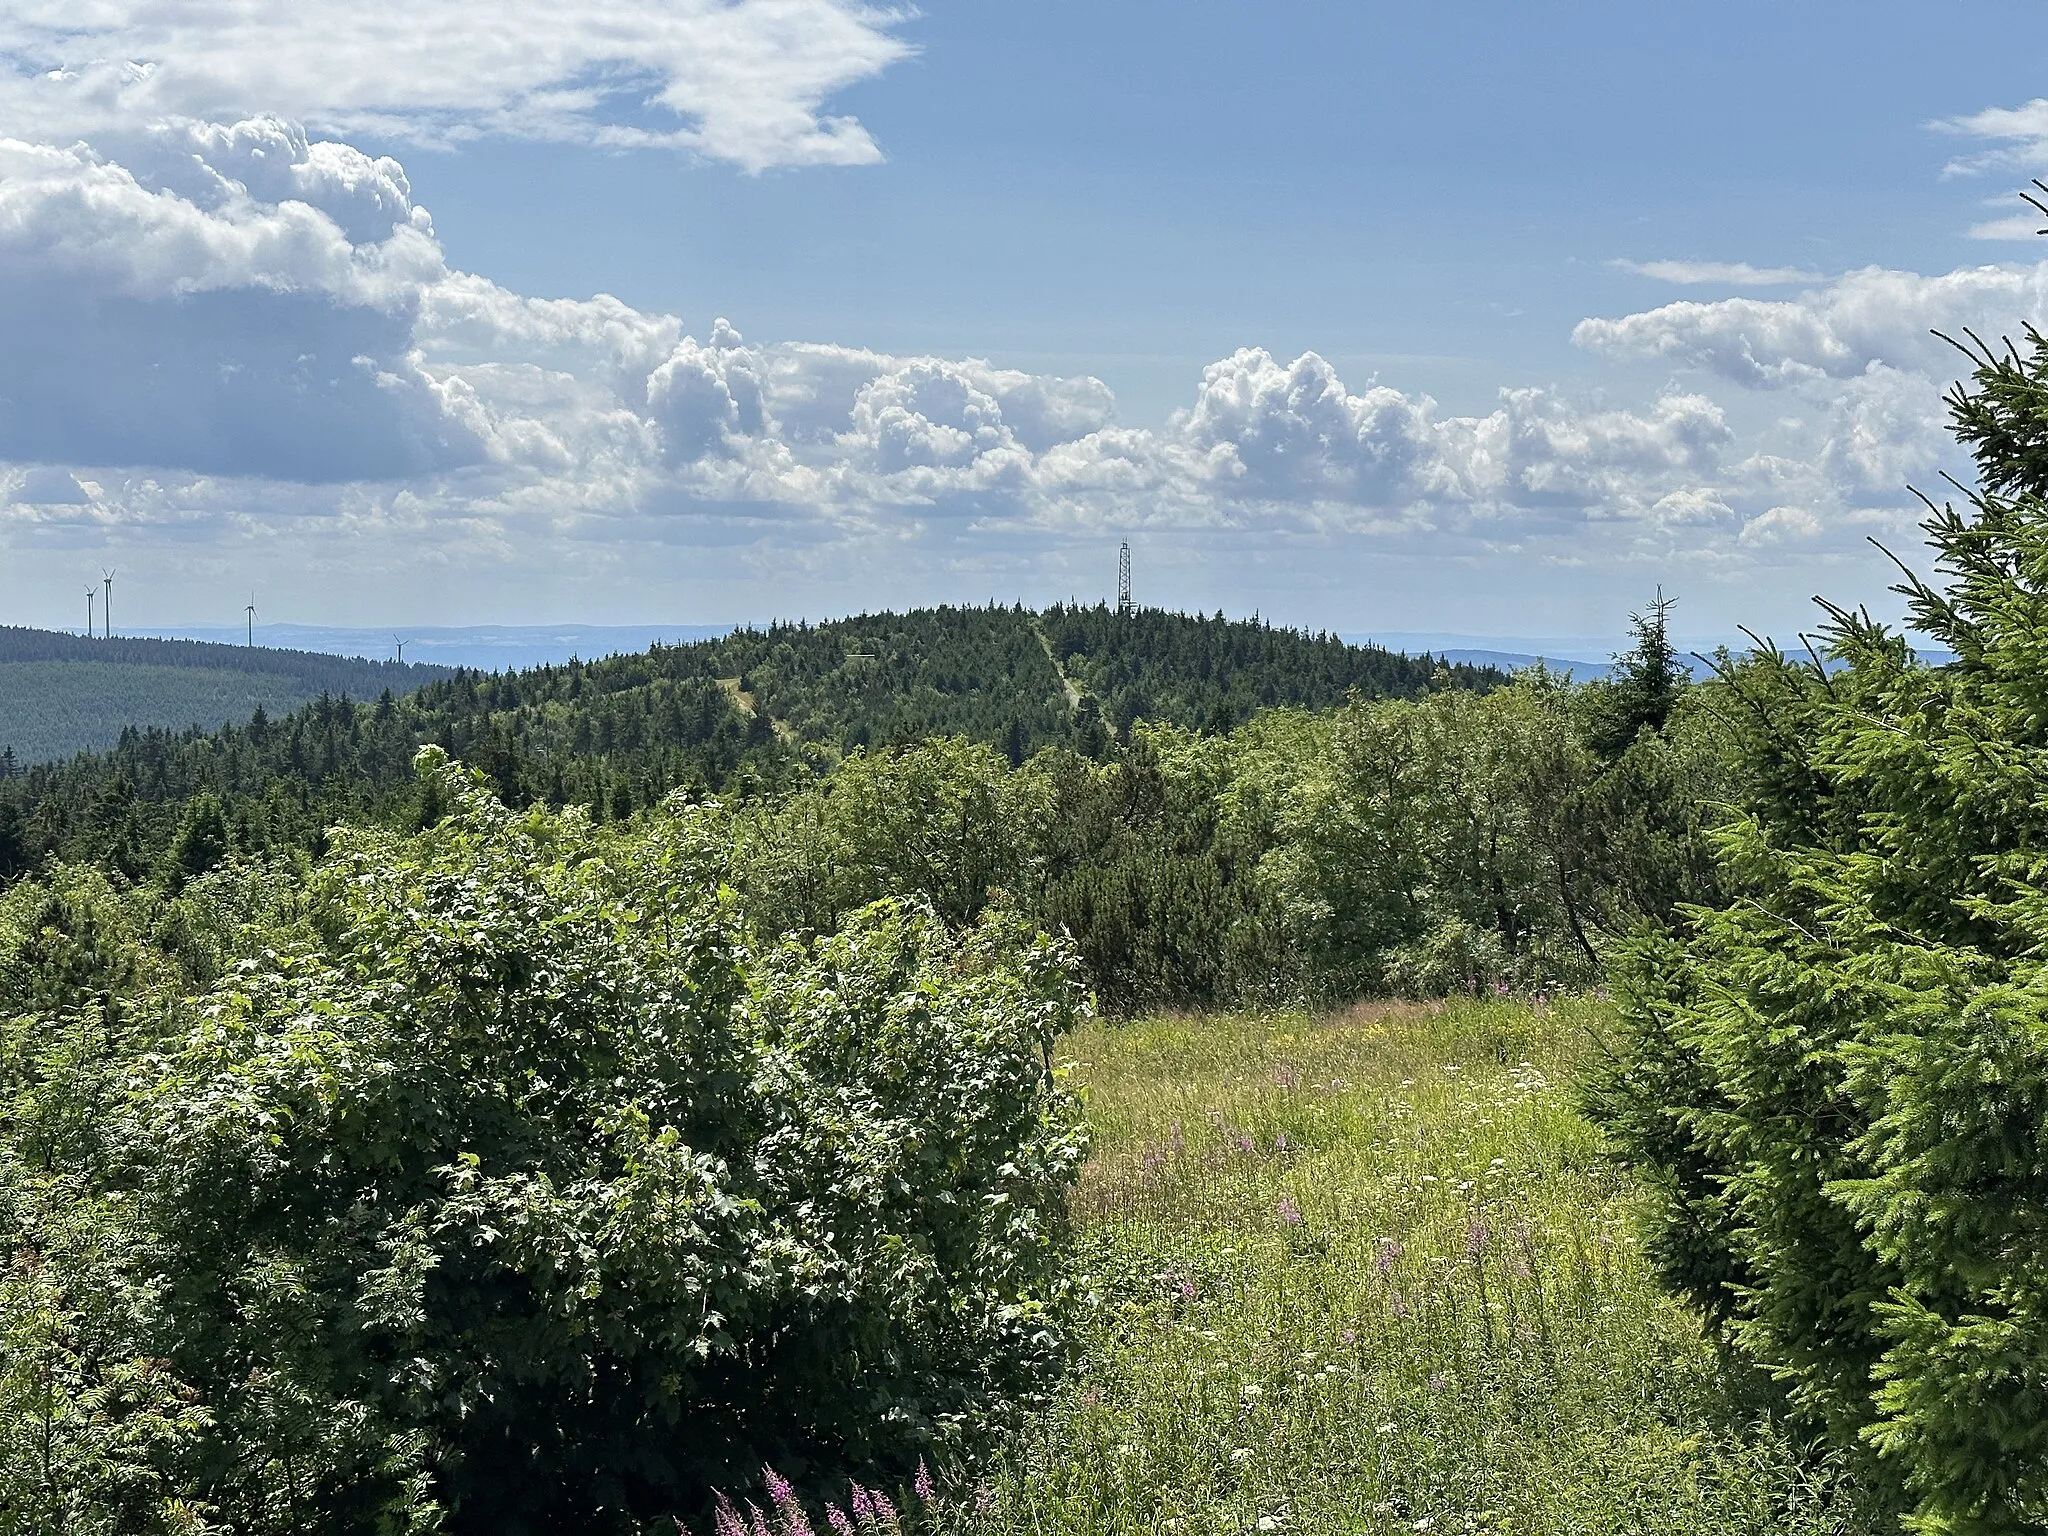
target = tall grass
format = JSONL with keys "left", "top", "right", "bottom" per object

{"left": 952, "top": 997, "right": 1873, "bottom": 1536}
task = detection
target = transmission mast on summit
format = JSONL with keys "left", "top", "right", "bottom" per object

{"left": 1117, "top": 541, "right": 1133, "bottom": 616}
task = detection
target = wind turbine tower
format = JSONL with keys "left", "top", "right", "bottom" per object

{"left": 84, "top": 588, "right": 94, "bottom": 637}
{"left": 393, "top": 636, "right": 406, "bottom": 664}
{"left": 246, "top": 595, "right": 256, "bottom": 648}
{"left": 100, "top": 569, "right": 114, "bottom": 639}
{"left": 1117, "top": 541, "right": 1133, "bottom": 617}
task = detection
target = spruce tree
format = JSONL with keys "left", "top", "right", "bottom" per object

{"left": 1591, "top": 326, "right": 2048, "bottom": 1531}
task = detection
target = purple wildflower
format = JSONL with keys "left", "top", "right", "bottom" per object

{"left": 1465, "top": 1215, "right": 1490, "bottom": 1259}
{"left": 764, "top": 1469, "right": 796, "bottom": 1511}
{"left": 873, "top": 1491, "right": 901, "bottom": 1533}
{"left": 914, "top": 1461, "right": 936, "bottom": 1505}
{"left": 1373, "top": 1237, "right": 1403, "bottom": 1277}
{"left": 714, "top": 1495, "right": 749, "bottom": 1536}
{"left": 1179, "top": 1276, "right": 1196, "bottom": 1299}
{"left": 1277, "top": 1195, "right": 1302, "bottom": 1226}
{"left": 1339, "top": 1328, "right": 1357, "bottom": 1345}
{"left": 826, "top": 1508, "right": 856, "bottom": 1536}
{"left": 850, "top": 1485, "right": 877, "bottom": 1525}
{"left": 748, "top": 1503, "right": 774, "bottom": 1536}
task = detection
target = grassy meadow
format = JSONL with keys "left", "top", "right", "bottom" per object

{"left": 956, "top": 998, "right": 1875, "bottom": 1536}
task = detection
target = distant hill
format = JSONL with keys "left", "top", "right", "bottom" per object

{"left": 0, "top": 604, "right": 1506, "bottom": 873}
{"left": 1434, "top": 648, "right": 1618, "bottom": 680}
{"left": 133, "top": 623, "right": 739, "bottom": 672}
{"left": 0, "top": 627, "right": 452, "bottom": 765}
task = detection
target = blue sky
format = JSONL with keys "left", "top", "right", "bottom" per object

{"left": 4, "top": 0, "right": 2048, "bottom": 640}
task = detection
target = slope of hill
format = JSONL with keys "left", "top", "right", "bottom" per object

{"left": 0, "top": 627, "right": 453, "bottom": 765}
{"left": 0, "top": 604, "right": 1505, "bottom": 874}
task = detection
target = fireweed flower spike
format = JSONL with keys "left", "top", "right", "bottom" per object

{"left": 914, "top": 1460, "right": 936, "bottom": 1505}
{"left": 764, "top": 1467, "right": 816, "bottom": 1536}
{"left": 826, "top": 1508, "right": 856, "bottom": 1536}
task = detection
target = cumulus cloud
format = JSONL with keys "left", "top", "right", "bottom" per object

{"left": 0, "top": 129, "right": 484, "bottom": 481}
{"left": 1573, "top": 262, "right": 2048, "bottom": 385}
{"left": 1613, "top": 259, "right": 1822, "bottom": 287}
{"left": 0, "top": 0, "right": 912, "bottom": 172}
{"left": 0, "top": 120, "right": 1998, "bottom": 607}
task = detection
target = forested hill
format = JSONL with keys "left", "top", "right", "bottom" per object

{"left": 0, "top": 626, "right": 454, "bottom": 765}
{"left": 0, "top": 625, "right": 450, "bottom": 683}
{"left": 0, "top": 603, "right": 1504, "bottom": 877}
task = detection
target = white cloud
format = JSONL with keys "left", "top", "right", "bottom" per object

{"left": 1935, "top": 98, "right": 2048, "bottom": 176}
{"left": 0, "top": 121, "right": 1995, "bottom": 615}
{"left": 1739, "top": 505, "right": 1823, "bottom": 545}
{"left": 1613, "top": 259, "right": 1822, "bottom": 287}
{"left": 0, "top": 0, "right": 913, "bottom": 172}
{"left": 1967, "top": 211, "right": 2047, "bottom": 242}
{"left": 1573, "top": 263, "right": 2048, "bottom": 385}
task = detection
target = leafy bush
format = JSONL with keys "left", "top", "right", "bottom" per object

{"left": 1590, "top": 328, "right": 2048, "bottom": 1533}
{"left": 0, "top": 749, "right": 1086, "bottom": 1533}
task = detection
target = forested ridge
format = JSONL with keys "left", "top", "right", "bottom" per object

{"left": 0, "top": 603, "right": 1501, "bottom": 885}
{"left": 0, "top": 626, "right": 452, "bottom": 765}
{"left": 0, "top": 626, "right": 450, "bottom": 686}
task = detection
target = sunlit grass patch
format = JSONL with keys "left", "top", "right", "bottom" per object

{"left": 953, "top": 998, "right": 1870, "bottom": 1536}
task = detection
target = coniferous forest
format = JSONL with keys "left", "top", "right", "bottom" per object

{"left": 10, "top": 326, "right": 2048, "bottom": 1532}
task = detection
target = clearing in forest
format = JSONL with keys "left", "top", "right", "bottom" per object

{"left": 957, "top": 999, "right": 1869, "bottom": 1536}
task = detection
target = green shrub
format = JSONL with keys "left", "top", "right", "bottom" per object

{"left": 0, "top": 749, "right": 1087, "bottom": 1533}
{"left": 1590, "top": 326, "right": 2048, "bottom": 1534}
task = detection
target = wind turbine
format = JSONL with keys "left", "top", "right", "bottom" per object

{"left": 246, "top": 594, "right": 257, "bottom": 648}
{"left": 100, "top": 569, "right": 114, "bottom": 639}
{"left": 84, "top": 587, "right": 94, "bottom": 637}
{"left": 393, "top": 635, "right": 406, "bottom": 664}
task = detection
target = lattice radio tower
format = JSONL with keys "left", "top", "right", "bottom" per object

{"left": 1117, "top": 540, "right": 1133, "bottom": 616}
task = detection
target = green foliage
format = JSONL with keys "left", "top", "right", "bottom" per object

{"left": 1588, "top": 328, "right": 2048, "bottom": 1532}
{"left": 0, "top": 750, "right": 1086, "bottom": 1533}
{"left": 720, "top": 669, "right": 1733, "bottom": 1014}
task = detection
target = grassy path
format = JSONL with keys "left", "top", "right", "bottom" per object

{"left": 955, "top": 999, "right": 1869, "bottom": 1536}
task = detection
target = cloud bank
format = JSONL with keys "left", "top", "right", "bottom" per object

{"left": 0, "top": 115, "right": 2026, "bottom": 621}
